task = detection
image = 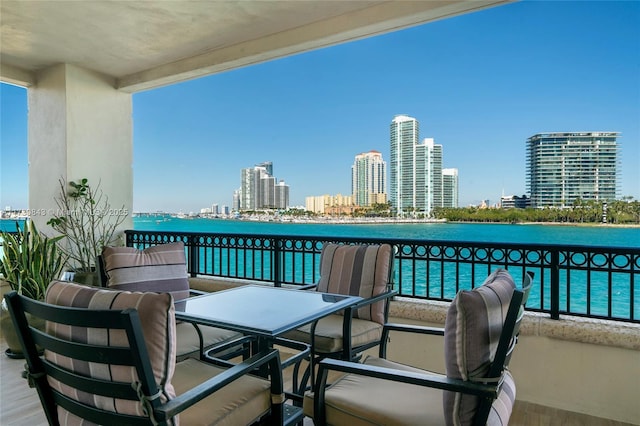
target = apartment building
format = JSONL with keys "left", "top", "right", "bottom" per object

{"left": 526, "top": 132, "right": 619, "bottom": 208}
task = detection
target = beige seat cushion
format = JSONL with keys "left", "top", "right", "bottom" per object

{"left": 283, "top": 314, "right": 382, "bottom": 354}
{"left": 173, "top": 358, "right": 271, "bottom": 426}
{"left": 304, "top": 355, "right": 445, "bottom": 426}
{"left": 175, "top": 322, "right": 241, "bottom": 360}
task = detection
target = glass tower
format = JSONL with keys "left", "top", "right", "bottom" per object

{"left": 526, "top": 132, "right": 619, "bottom": 208}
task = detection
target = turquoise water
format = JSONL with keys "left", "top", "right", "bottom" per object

{"left": 131, "top": 216, "right": 640, "bottom": 248}
{"left": 130, "top": 217, "right": 639, "bottom": 320}
{"left": 3, "top": 217, "right": 638, "bottom": 247}
{"left": 2, "top": 217, "right": 638, "bottom": 319}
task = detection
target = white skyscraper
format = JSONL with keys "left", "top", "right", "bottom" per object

{"left": 239, "top": 163, "right": 289, "bottom": 211}
{"left": 352, "top": 150, "right": 387, "bottom": 207}
{"left": 389, "top": 115, "right": 444, "bottom": 216}
{"left": 442, "top": 168, "right": 459, "bottom": 208}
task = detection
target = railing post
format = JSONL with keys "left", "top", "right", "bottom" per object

{"left": 550, "top": 249, "right": 560, "bottom": 320}
{"left": 273, "top": 237, "right": 281, "bottom": 287}
{"left": 188, "top": 236, "right": 198, "bottom": 278}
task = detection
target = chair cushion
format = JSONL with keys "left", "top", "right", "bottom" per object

{"left": 45, "top": 280, "right": 177, "bottom": 421}
{"left": 304, "top": 355, "right": 445, "bottom": 425}
{"left": 102, "top": 242, "right": 190, "bottom": 308}
{"left": 316, "top": 243, "right": 392, "bottom": 324}
{"left": 283, "top": 314, "right": 382, "bottom": 353}
{"left": 175, "top": 322, "right": 241, "bottom": 360}
{"left": 173, "top": 358, "right": 271, "bottom": 426}
{"left": 488, "top": 369, "right": 516, "bottom": 425}
{"left": 443, "top": 268, "right": 516, "bottom": 425}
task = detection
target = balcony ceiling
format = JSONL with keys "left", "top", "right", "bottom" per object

{"left": 1, "top": 0, "right": 509, "bottom": 93}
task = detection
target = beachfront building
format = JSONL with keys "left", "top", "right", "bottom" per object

{"left": 501, "top": 194, "right": 531, "bottom": 209}
{"left": 305, "top": 194, "right": 354, "bottom": 215}
{"left": 239, "top": 163, "right": 289, "bottom": 211}
{"left": 526, "top": 132, "right": 619, "bottom": 208}
{"left": 352, "top": 150, "right": 387, "bottom": 207}
{"left": 442, "top": 168, "right": 459, "bottom": 208}
{"left": 389, "top": 115, "right": 445, "bottom": 217}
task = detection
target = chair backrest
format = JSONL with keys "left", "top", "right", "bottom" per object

{"left": 4, "top": 280, "right": 178, "bottom": 425}
{"left": 443, "top": 269, "right": 533, "bottom": 426}
{"left": 101, "top": 242, "right": 190, "bottom": 309}
{"left": 316, "top": 243, "right": 394, "bottom": 324}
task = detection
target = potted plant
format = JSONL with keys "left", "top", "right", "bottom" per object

{"left": 0, "top": 220, "right": 68, "bottom": 358}
{"left": 47, "top": 178, "right": 127, "bottom": 285}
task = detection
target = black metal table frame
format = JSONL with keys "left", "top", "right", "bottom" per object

{"left": 174, "top": 285, "right": 362, "bottom": 408}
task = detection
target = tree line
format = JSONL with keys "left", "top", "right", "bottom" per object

{"left": 432, "top": 197, "right": 640, "bottom": 224}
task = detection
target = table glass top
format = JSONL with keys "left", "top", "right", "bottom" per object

{"left": 176, "top": 285, "right": 361, "bottom": 336}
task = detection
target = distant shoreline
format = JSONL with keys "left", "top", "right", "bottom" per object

{"left": 2, "top": 215, "right": 639, "bottom": 229}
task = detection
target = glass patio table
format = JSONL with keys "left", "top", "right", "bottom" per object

{"left": 175, "top": 284, "right": 361, "bottom": 338}
{"left": 175, "top": 284, "right": 362, "bottom": 411}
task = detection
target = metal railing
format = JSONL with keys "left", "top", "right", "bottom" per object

{"left": 126, "top": 230, "right": 639, "bottom": 323}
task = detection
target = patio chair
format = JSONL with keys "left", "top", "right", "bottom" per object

{"left": 283, "top": 243, "right": 397, "bottom": 391}
{"left": 4, "top": 280, "right": 296, "bottom": 425}
{"left": 100, "top": 242, "right": 248, "bottom": 361}
{"left": 306, "top": 269, "right": 533, "bottom": 426}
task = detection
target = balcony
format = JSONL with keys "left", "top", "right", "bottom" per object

{"left": 2, "top": 1, "right": 638, "bottom": 423}
{"left": 1, "top": 280, "right": 638, "bottom": 425}
{"left": 2, "top": 232, "right": 638, "bottom": 424}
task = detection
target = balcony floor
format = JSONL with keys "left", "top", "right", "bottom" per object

{"left": 0, "top": 339, "right": 634, "bottom": 425}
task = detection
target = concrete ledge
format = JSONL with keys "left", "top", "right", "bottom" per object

{"left": 390, "top": 296, "right": 640, "bottom": 351}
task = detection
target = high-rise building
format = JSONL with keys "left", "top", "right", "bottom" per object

{"left": 426, "top": 138, "right": 443, "bottom": 212}
{"left": 389, "top": 115, "right": 445, "bottom": 216}
{"left": 390, "top": 115, "right": 420, "bottom": 216}
{"left": 239, "top": 163, "right": 289, "bottom": 210}
{"left": 526, "top": 132, "right": 619, "bottom": 208}
{"left": 274, "top": 181, "right": 289, "bottom": 210}
{"left": 352, "top": 150, "right": 387, "bottom": 207}
{"left": 442, "top": 168, "right": 459, "bottom": 208}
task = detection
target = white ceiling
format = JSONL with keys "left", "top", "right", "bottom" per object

{"left": 1, "top": 0, "right": 510, "bottom": 93}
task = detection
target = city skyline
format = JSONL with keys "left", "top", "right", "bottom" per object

{"left": 1, "top": 1, "right": 639, "bottom": 213}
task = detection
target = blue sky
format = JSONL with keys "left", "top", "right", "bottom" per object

{"left": 2, "top": 1, "right": 639, "bottom": 213}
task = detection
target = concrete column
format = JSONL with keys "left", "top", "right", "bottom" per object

{"left": 28, "top": 64, "right": 133, "bottom": 234}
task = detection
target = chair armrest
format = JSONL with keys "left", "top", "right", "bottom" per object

{"left": 317, "top": 358, "right": 497, "bottom": 398}
{"left": 383, "top": 323, "right": 444, "bottom": 336}
{"left": 159, "top": 348, "right": 284, "bottom": 421}
{"left": 380, "top": 323, "right": 444, "bottom": 358}
{"left": 351, "top": 289, "right": 397, "bottom": 310}
{"left": 189, "top": 289, "right": 208, "bottom": 296}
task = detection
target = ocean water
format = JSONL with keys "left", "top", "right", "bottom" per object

{"left": 131, "top": 216, "right": 640, "bottom": 248}
{"left": 3, "top": 217, "right": 638, "bottom": 319}
{"left": 130, "top": 217, "right": 639, "bottom": 320}
{"left": 3, "top": 217, "right": 638, "bottom": 247}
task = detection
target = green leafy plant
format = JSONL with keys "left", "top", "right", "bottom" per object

{"left": 47, "top": 178, "right": 127, "bottom": 273}
{"left": 0, "top": 221, "right": 67, "bottom": 300}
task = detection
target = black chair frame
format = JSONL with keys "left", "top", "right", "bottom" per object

{"left": 313, "top": 271, "right": 534, "bottom": 426}
{"left": 4, "top": 290, "right": 287, "bottom": 425}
